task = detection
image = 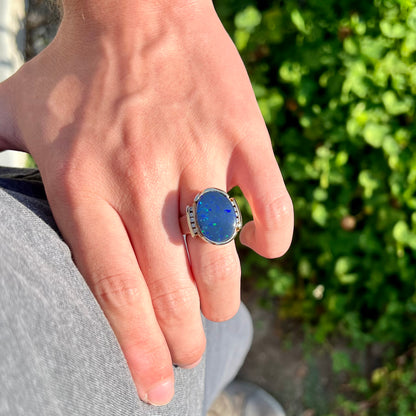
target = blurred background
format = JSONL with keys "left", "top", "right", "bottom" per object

{"left": 4, "top": 0, "right": 416, "bottom": 414}
{"left": 218, "top": 1, "right": 416, "bottom": 415}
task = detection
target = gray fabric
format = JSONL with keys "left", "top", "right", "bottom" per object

{"left": 0, "top": 167, "right": 252, "bottom": 416}
{"left": 203, "top": 305, "right": 253, "bottom": 415}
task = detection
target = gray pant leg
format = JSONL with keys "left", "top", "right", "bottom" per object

{"left": 0, "top": 168, "right": 252, "bottom": 416}
{"left": 203, "top": 305, "right": 253, "bottom": 414}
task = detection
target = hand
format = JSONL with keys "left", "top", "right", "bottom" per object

{"left": 0, "top": 0, "right": 293, "bottom": 405}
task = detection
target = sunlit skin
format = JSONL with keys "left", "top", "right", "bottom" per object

{"left": 0, "top": 0, "right": 293, "bottom": 406}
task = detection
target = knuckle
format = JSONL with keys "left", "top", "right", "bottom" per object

{"left": 200, "top": 251, "right": 241, "bottom": 287}
{"left": 45, "top": 159, "right": 79, "bottom": 203}
{"left": 126, "top": 339, "right": 168, "bottom": 365}
{"left": 150, "top": 286, "right": 206, "bottom": 367}
{"left": 46, "top": 156, "right": 102, "bottom": 207}
{"left": 152, "top": 286, "right": 199, "bottom": 323}
{"left": 173, "top": 341, "right": 206, "bottom": 367}
{"left": 93, "top": 272, "right": 142, "bottom": 311}
{"left": 124, "top": 339, "right": 173, "bottom": 380}
{"left": 205, "top": 302, "right": 241, "bottom": 323}
{"left": 260, "top": 191, "right": 294, "bottom": 232}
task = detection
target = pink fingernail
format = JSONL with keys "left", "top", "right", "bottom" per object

{"left": 145, "top": 380, "right": 174, "bottom": 406}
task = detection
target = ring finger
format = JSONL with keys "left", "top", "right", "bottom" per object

{"left": 180, "top": 181, "right": 241, "bottom": 322}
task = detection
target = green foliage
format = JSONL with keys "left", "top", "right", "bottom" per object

{"left": 335, "top": 347, "right": 416, "bottom": 415}
{"left": 217, "top": 0, "right": 416, "bottom": 412}
{"left": 218, "top": 0, "right": 416, "bottom": 344}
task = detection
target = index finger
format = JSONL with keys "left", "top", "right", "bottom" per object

{"left": 50, "top": 197, "right": 175, "bottom": 405}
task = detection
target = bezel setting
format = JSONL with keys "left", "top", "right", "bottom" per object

{"left": 185, "top": 188, "right": 242, "bottom": 245}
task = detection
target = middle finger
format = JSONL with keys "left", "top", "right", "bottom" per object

{"left": 123, "top": 185, "right": 206, "bottom": 368}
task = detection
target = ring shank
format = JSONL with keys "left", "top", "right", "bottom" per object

{"left": 180, "top": 214, "right": 190, "bottom": 236}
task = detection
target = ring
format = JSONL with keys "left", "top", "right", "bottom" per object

{"left": 180, "top": 188, "right": 242, "bottom": 245}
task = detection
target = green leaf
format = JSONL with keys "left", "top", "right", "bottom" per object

{"left": 335, "top": 256, "right": 354, "bottom": 276}
{"left": 335, "top": 151, "right": 349, "bottom": 167}
{"left": 401, "top": 32, "right": 416, "bottom": 57}
{"left": 268, "top": 91, "right": 284, "bottom": 109}
{"left": 382, "top": 136, "right": 400, "bottom": 156}
{"left": 380, "top": 20, "right": 406, "bottom": 38}
{"left": 313, "top": 187, "right": 328, "bottom": 202}
{"left": 393, "top": 220, "right": 409, "bottom": 243}
{"left": 312, "top": 202, "right": 328, "bottom": 227}
{"left": 335, "top": 257, "right": 358, "bottom": 284}
{"left": 343, "top": 61, "right": 369, "bottom": 98}
{"left": 382, "top": 91, "right": 413, "bottom": 115}
{"left": 363, "top": 123, "right": 389, "bottom": 148}
{"left": 279, "top": 61, "right": 303, "bottom": 85}
{"left": 298, "top": 258, "right": 312, "bottom": 278}
{"left": 291, "top": 9, "right": 307, "bottom": 34}
{"left": 235, "top": 6, "right": 262, "bottom": 33}
{"left": 407, "top": 6, "right": 416, "bottom": 31}
{"left": 338, "top": 273, "right": 359, "bottom": 285}
{"left": 359, "top": 36, "right": 387, "bottom": 60}
{"left": 344, "top": 37, "right": 359, "bottom": 55}
{"left": 359, "top": 170, "right": 380, "bottom": 198}
{"left": 372, "top": 367, "right": 388, "bottom": 385}
{"left": 234, "top": 29, "right": 251, "bottom": 51}
{"left": 258, "top": 90, "right": 284, "bottom": 124}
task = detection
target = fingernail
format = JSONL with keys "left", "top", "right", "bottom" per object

{"left": 181, "top": 357, "right": 202, "bottom": 369}
{"left": 145, "top": 380, "right": 174, "bottom": 406}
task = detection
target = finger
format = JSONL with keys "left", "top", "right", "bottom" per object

{"left": 187, "top": 237, "right": 241, "bottom": 322}
{"left": 234, "top": 138, "right": 294, "bottom": 259}
{"left": 123, "top": 188, "right": 206, "bottom": 369}
{"left": 180, "top": 180, "right": 241, "bottom": 323}
{"left": 50, "top": 197, "right": 175, "bottom": 406}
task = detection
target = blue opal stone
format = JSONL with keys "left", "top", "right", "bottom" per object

{"left": 196, "top": 190, "right": 237, "bottom": 244}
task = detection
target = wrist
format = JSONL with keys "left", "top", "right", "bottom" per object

{"left": 60, "top": 0, "right": 213, "bottom": 36}
{"left": 0, "top": 80, "right": 23, "bottom": 152}
{"left": 53, "top": 0, "right": 218, "bottom": 70}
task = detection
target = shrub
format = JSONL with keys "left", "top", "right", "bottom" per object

{"left": 216, "top": 0, "right": 416, "bottom": 353}
{"left": 333, "top": 346, "right": 416, "bottom": 415}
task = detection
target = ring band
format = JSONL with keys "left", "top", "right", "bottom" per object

{"left": 180, "top": 188, "right": 242, "bottom": 245}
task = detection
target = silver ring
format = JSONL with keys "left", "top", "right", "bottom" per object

{"left": 180, "top": 188, "right": 242, "bottom": 245}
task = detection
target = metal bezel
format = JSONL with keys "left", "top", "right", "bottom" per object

{"left": 188, "top": 188, "right": 242, "bottom": 245}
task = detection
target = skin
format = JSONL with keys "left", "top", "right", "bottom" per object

{"left": 0, "top": 0, "right": 294, "bottom": 406}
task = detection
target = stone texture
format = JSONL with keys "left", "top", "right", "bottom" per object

{"left": 196, "top": 190, "right": 237, "bottom": 244}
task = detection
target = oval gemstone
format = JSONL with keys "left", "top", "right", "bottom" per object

{"left": 196, "top": 190, "right": 237, "bottom": 244}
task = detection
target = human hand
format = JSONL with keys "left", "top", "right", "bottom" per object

{"left": 0, "top": 0, "right": 293, "bottom": 405}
